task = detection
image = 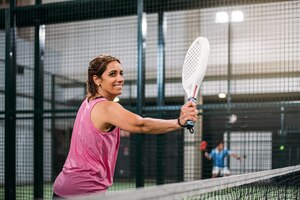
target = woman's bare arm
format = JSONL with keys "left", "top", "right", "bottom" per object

{"left": 91, "top": 101, "right": 197, "bottom": 134}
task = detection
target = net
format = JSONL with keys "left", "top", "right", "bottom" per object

{"left": 72, "top": 165, "right": 300, "bottom": 200}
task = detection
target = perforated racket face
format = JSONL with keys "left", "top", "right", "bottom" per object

{"left": 183, "top": 41, "right": 202, "bottom": 81}
{"left": 182, "top": 37, "right": 210, "bottom": 98}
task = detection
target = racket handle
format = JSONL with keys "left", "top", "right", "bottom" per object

{"left": 186, "top": 97, "right": 196, "bottom": 134}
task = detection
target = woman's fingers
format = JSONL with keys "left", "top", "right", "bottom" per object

{"left": 179, "top": 101, "right": 198, "bottom": 125}
{"left": 184, "top": 101, "right": 196, "bottom": 108}
{"left": 182, "top": 102, "right": 198, "bottom": 116}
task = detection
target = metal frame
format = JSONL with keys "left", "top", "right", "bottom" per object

{"left": 33, "top": 0, "right": 44, "bottom": 197}
{"left": 135, "top": 0, "right": 146, "bottom": 188}
{"left": 0, "top": 0, "right": 285, "bottom": 29}
{"left": 156, "top": 11, "right": 166, "bottom": 185}
{"left": 5, "top": 2, "right": 16, "bottom": 199}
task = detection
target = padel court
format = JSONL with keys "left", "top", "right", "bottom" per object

{"left": 0, "top": 0, "right": 299, "bottom": 199}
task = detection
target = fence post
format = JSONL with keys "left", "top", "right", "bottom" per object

{"left": 135, "top": 0, "right": 145, "bottom": 188}
{"left": 34, "top": 0, "right": 45, "bottom": 197}
{"left": 156, "top": 11, "right": 166, "bottom": 185}
{"left": 5, "top": 6, "right": 16, "bottom": 200}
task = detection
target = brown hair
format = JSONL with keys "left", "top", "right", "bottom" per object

{"left": 86, "top": 54, "right": 121, "bottom": 100}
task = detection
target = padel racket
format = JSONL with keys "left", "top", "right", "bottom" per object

{"left": 182, "top": 37, "right": 210, "bottom": 133}
{"left": 200, "top": 140, "right": 208, "bottom": 152}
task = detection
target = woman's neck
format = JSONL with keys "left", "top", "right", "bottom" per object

{"left": 95, "top": 92, "right": 115, "bottom": 101}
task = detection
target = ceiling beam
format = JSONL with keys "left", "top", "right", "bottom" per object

{"left": 0, "top": 0, "right": 285, "bottom": 29}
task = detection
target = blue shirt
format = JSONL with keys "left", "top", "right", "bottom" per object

{"left": 210, "top": 148, "right": 231, "bottom": 168}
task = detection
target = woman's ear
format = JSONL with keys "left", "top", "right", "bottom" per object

{"left": 92, "top": 75, "right": 102, "bottom": 86}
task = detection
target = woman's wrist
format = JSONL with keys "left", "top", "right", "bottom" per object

{"left": 177, "top": 118, "right": 186, "bottom": 128}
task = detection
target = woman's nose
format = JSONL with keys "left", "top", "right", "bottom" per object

{"left": 117, "top": 74, "right": 124, "bottom": 82}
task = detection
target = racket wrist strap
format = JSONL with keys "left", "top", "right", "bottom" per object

{"left": 177, "top": 118, "right": 186, "bottom": 128}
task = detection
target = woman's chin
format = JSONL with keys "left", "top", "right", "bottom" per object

{"left": 112, "top": 92, "right": 122, "bottom": 98}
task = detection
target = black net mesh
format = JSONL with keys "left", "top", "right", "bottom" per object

{"left": 72, "top": 165, "right": 300, "bottom": 200}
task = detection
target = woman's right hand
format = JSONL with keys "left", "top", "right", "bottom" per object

{"left": 178, "top": 101, "right": 198, "bottom": 127}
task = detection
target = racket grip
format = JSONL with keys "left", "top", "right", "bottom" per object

{"left": 185, "top": 97, "right": 196, "bottom": 134}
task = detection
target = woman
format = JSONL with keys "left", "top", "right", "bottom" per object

{"left": 53, "top": 54, "right": 198, "bottom": 198}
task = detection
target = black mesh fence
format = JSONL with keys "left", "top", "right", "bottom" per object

{"left": 0, "top": 0, "right": 300, "bottom": 199}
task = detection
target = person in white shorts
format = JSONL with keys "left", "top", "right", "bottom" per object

{"left": 205, "top": 141, "right": 240, "bottom": 178}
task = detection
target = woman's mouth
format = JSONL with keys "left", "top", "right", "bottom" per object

{"left": 113, "top": 84, "right": 123, "bottom": 89}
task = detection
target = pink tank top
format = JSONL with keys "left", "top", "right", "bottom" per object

{"left": 53, "top": 98, "right": 120, "bottom": 197}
